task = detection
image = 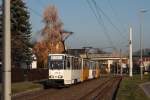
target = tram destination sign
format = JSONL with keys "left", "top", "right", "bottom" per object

{"left": 51, "top": 55, "right": 63, "bottom": 60}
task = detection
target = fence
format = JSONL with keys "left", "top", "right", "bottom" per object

{"left": 0, "top": 67, "right": 48, "bottom": 83}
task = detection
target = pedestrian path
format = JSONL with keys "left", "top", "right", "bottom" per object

{"left": 140, "top": 82, "right": 150, "bottom": 98}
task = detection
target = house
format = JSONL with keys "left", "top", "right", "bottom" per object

{"left": 133, "top": 49, "right": 150, "bottom": 72}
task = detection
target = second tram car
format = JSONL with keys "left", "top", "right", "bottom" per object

{"left": 88, "top": 61, "right": 96, "bottom": 79}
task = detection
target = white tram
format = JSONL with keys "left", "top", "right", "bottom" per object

{"left": 45, "top": 54, "right": 82, "bottom": 87}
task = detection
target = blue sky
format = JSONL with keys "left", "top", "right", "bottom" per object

{"left": 25, "top": 0, "right": 150, "bottom": 52}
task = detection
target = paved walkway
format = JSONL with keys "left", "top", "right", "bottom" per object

{"left": 140, "top": 82, "right": 150, "bottom": 98}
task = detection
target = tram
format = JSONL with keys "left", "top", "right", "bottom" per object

{"left": 44, "top": 54, "right": 100, "bottom": 87}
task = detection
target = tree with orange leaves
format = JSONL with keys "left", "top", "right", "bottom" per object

{"left": 33, "top": 5, "right": 65, "bottom": 68}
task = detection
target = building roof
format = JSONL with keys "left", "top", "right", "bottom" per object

{"left": 66, "top": 49, "right": 86, "bottom": 56}
{"left": 133, "top": 49, "right": 150, "bottom": 57}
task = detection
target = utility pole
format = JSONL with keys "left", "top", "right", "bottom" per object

{"left": 139, "top": 9, "right": 147, "bottom": 80}
{"left": 2, "top": 0, "right": 11, "bottom": 100}
{"left": 120, "top": 49, "right": 122, "bottom": 76}
{"left": 129, "top": 27, "right": 133, "bottom": 77}
{"left": 117, "top": 62, "right": 118, "bottom": 75}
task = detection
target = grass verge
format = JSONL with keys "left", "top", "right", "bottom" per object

{"left": 0, "top": 81, "right": 43, "bottom": 95}
{"left": 116, "top": 74, "right": 150, "bottom": 100}
{"left": 12, "top": 82, "right": 43, "bottom": 94}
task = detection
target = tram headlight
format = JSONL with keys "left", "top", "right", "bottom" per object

{"left": 58, "top": 75, "right": 63, "bottom": 78}
{"left": 49, "top": 75, "right": 54, "bottom": 78}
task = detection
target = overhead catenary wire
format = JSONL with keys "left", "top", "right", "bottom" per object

{"left": 23, "top": 0, "right": 43, "bottom": 18}
{"left": 106, "top": 0, "right": 129, "bottom": 48}
{"left": 28, "top": 7, "right": 42, "bottom": 18}
{"left": 86, "top": 0, "right": 117, "bottom": 51}
{"left": 87, "top": 0, "right": 117, "bottom": 51}
{"left": 86, "top": 0, "right": 100, "bottom": 26}
{"left": 92, "top": 0, "right": 126, "bottom": 41}
{"left": 92, "top": 0, "right": 129, "bottom": 50}
{"left": 94, "top": 8, "right": 117, "bottom": 50}
{"left": 107, "top": 0, "right": 128, "bottom": 40}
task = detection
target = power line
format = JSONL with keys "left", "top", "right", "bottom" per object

{"left": 28, "top": 7, "right": 42, "bottom": 18}
{"left": 107, "top": 0, "right": 128, "bottom": 39}
{"left": 92, "top": 0, "right": 130, "bottom": 50}
{"left": 86, "top": 0, "right": 100, "bottom": 25}
{"left": 89, "top": 0, "right": 117, "bottom": 50}
{"left": 86, "top": 0, "right": 117, "bottom": 51}
{"left": 92, "top": 0, "right": 126, "bottom": 40}
{"left": 24, "top": 1, "right": 43, "bottom": 18}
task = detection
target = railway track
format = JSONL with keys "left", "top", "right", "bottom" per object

{"left": 12, "top": 77, "right": 121, "bottom": 100}
{"left": 78, "top": 76, "right": 122, "bottom": 100}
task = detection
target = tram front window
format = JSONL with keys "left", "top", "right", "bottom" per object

{"left": 49, "top": 60, "right": 63, "bottom": 69}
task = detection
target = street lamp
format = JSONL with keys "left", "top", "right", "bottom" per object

{"left": 139, "top": 9, "right": 147, "bottom": 80}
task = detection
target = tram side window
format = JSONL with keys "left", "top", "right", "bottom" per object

{"left": 72, "top": 57, "right": 78, "bottom": 70}
{"left": 64, "top": 60, "right": 66, "bottom": 69}
{"left": 78, "top": 59, "right": 81, "bottom": 69}
{"left": 83, "top": 60, "right": 87, "bottom": 68}
{"left": 91, "top": 62, "right": 95, "bottom": 70}
{"left": 92, "top": 62, "right": 94, "bottom": 70}
{"left": 74, "top": 58, "right": 78, "bottom": 69}
{"left": 73, "top": 58, "right": 76, "bottom": 69}
{"left": 66, "top": 57, "right": 70, "bottom": 69}
{"left": 87, "top": 61, "right": 89, "bottom": 69}
{"left": 94, "top": 63, "right": 96, "bottom": 69}
{"left": 89, "top": 62, "right": 91, "bottom": 69}
{"left": 75, "top": 58, "right": 81, "bottom": 69}
{"left": 83, "top": 61, "right": 85, "bottom": 67}
{"left": 72, "top": 58, "right": 74, "bottom": 69}
{"left": 72, "top": 57, "right": 74, "bottom": 69}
